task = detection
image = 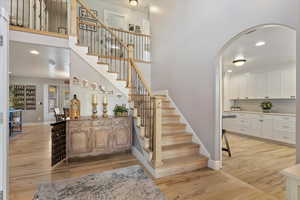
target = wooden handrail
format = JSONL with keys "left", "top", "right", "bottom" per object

{"left": 78, "top": 20, "right": 151, "bottom": 38}
{"left": 129, "top": 58, "right": 152, "bottom": 96}
{"left": 109, "top": 26, "right": 151, "bottom": 38}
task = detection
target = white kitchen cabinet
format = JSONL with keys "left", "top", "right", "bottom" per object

{"left": 239, "top": 74, "right": 248, "bottom": 99}
{"left": 222, "top": 112, "right": 295, "bottom": 144}
{"left": 246, "top": 74, "right": 256, "bottom": 99}
{"left": 253, "top": 72, "right": 268, "bottom": 99}
{"left": 229, "top": 75, "right": 240, "bottom": 99}
{"left": 282, "top": 67, "right": 296, "bottom": 99}
{"left": 267, "top": 70, "right": 282, "bottom": 98}
{"left": 261, "top": 115, "right": 273, "bottom": 140}
{"left": 226, "top": 66, "right": 296, "bottom": 100}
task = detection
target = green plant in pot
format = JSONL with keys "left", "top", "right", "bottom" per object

{"left": 261, "top": 101, "right": 272, "bottom": 113}
{"left": 113, "top": 104, "right": 128, "bottom": 117}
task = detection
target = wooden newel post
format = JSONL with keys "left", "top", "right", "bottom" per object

{"left": 153, "top": 97, "right": 163, "bottom": 168}
{"left": 127, "top": 44, "right": 134, "bottom": 89}
{"left": 70, "top": 0, "right": 78, "bottom": 37}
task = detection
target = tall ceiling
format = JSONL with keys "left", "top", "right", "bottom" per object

{"left": 9, "top": 41, "right": 70, "bottom": 80}
{"left": 222, "top": 25, "right": 296, "bottom": 74}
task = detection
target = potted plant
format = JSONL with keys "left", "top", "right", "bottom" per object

{"left": 260, "top": 101, "right": 272, "bottom": 113}
{"left": 113, "top": 105, "right": 128, "bottom": 117}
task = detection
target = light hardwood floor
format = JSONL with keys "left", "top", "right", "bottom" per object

{"left": 9, "top": 125, "right": 292, "bottom": 200}
{"left": 222, "top": 133, "right": 296, "bottom": 200}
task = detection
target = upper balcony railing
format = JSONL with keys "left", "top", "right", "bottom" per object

{"left": 9, "top": 0, "right": 68, "bottom": 36}
{"left": 77, "top": 17, "right": 151, "bottom": 63}
{"left": 9, "top": 0, "right": 151, "bottom": 63}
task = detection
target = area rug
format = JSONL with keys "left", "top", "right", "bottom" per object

{"left": 33, "top": 165, "right": 165, "bottom": 200}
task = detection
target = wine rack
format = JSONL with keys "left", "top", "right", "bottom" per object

{"left": 10, "top": 85, "right": 36, "bottom": 110}
{"left": 25, "top": 85, "right": 36, "bottom": 110}
{"left": 10, "top": 85, "right": 25, "bottom": 110}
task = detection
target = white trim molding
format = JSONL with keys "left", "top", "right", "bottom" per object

{"left": 208, "top": 160, "right": 222, "bottom": 170}
{"left": 0, "top": 7, "right": 9, "bottom": 21}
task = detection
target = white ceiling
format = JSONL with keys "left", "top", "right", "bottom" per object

{"left": 100, "top": 0, "right": 152, "bottom": 11}
{"left": 222, "top": 25, "right": 296, "bottom": 74}
{"left": 9, "top": 41, "right": 70, "bottom": 80}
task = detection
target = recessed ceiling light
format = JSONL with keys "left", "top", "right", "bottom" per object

{"left": 255, "top": 41, "right": 266, "bottom": 47}
{"left": 233, "top": 58, "right": 246, "bottom": 67}
{"left": 129, "top": 0, "right": 138, "bottom": 6}
{"left": 30, "top": 50, "right": 39, "bottom": 55}
{"left": 227, "top": 70, "right": 233, "bottom": 73}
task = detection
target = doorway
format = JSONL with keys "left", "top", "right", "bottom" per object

{"left": 218, "top": 24, "right": 296, "bottom": 199}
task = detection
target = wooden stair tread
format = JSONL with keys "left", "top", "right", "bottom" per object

{"left": 163, "top": 132, "right": 192, "bottom": 138}
{"left": 162, "top": 114, "right": 180, "bottom": 118}
{"left": 162, "top": 154, "right": 208, "bottom": 167}
{"left": 155, "top": 154, "right": 208, "bottom": 177}
{"left": 163, "top": 131, "right": 192, "bottom": 137}
{"left": 162, "top": 142, "right": 199, "bottom": 151}
{"left": 162, "top": 123, "right": 186, "bottom": 127}
{"left": 162, "top": 107, "right": 175, "bottom": 110}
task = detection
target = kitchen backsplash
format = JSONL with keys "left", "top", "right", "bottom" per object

{"left": 232, "top": 99, "right": 296, "bottom": 114}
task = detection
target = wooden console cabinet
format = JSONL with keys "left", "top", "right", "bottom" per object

{"left": 66, "top": 117, "right": 132, "bottom": 159}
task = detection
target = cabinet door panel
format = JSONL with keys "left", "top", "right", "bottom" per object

{"left": 93, "top": 119, "right": 112, "bottom": 153}
{"left": 112, "top": 118, "right": 131, "bottom": 150}
{"left": 282, "top": 67, "right": 296, "bottom": 98}
{"left": 229, "top": 75, "right": 240, "bottom": 99}
{"left": 261, "top": 118, "right": 273, "bottom": 140}
{"left": 253, "top": 73, "right": 267, "bottom": 99}
{"left": 70, "top": 128, "right": 92, "bottom": 154}
{"left": 239, "top": 74, "right": 248, "bottom": 99}
{"left": 267, "top": 70, "right": 282, "bottom": 98}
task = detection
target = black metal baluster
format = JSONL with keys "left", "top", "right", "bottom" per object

{"left": 16, "top": 0, "right": 19, "bottom": 26}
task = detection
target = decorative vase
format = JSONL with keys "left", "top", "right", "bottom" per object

{"left": 70, "top": 94, "right": 80, "bottom": 120}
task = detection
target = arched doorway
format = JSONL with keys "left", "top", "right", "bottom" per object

{"left": 217, "top": 24, "right": 296, "bottom": 199}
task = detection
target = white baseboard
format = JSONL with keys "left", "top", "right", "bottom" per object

{"left": 131, "top": 147, "right": 157, "bottom": 178}
{"left": 208, "top": 160, "right": 222, "bottom": 170}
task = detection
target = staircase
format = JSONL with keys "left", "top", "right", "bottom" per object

{"left": 149, "top": 95, "right": 208, "bottom": 177}
{"left": 69, "top": 0, "right": 208, "bottom": 178}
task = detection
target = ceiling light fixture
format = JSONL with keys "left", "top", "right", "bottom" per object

{"left": 255, "top": 41, "right": 266, "bottom": 47}
{"left": 129, "top": 0, "right": 138, "bottom": 6}
{"left": 30, "top": 50, "right": 39, "bottom": 55}
{"left": 233, "top": 58, "right": 246, "bottom": 67}
{"left": 227, "top": 70, "right": 233, "bottom": 73}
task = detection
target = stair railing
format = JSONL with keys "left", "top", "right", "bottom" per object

{"left": 70, "top": 0, "right": 163, "bottom": 168}
{"left": 9, "top": 0, "right": 68, "bottom": 35}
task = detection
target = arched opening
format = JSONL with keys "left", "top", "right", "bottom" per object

{"left": 217, "top": 24, "right": 296, "bottom": 198}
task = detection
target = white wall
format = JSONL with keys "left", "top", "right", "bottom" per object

{"left": 297, "top": 2, "right": 300, "bottom": 163}
{"left": 0, "top": 6, "right": 9, "bottom": 199}
{"left": 150, "top": 0, "right": 297, "bottom": 161}
{"left": 86, "top": 0, "right": 149, "bottom": 31}
{"left": 70, "top": 50, "right": 128, "bottom": 116}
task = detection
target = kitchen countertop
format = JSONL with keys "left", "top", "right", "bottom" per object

{"left": 223, "top": 110, "right": 296, "bottom": 117}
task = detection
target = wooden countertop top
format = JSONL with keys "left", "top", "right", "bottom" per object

{"left": 223, "top": 110, "right": 295, "bottom": 117}
{"left": 67, "top": 116, "right": 131, "bottom": 121}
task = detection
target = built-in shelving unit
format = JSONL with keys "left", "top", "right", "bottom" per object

{"left": 25, "top": 85, "right": 37, "bottom": 110}
{"left": 10, "top": 85, "right": 37, "bottom": 110}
